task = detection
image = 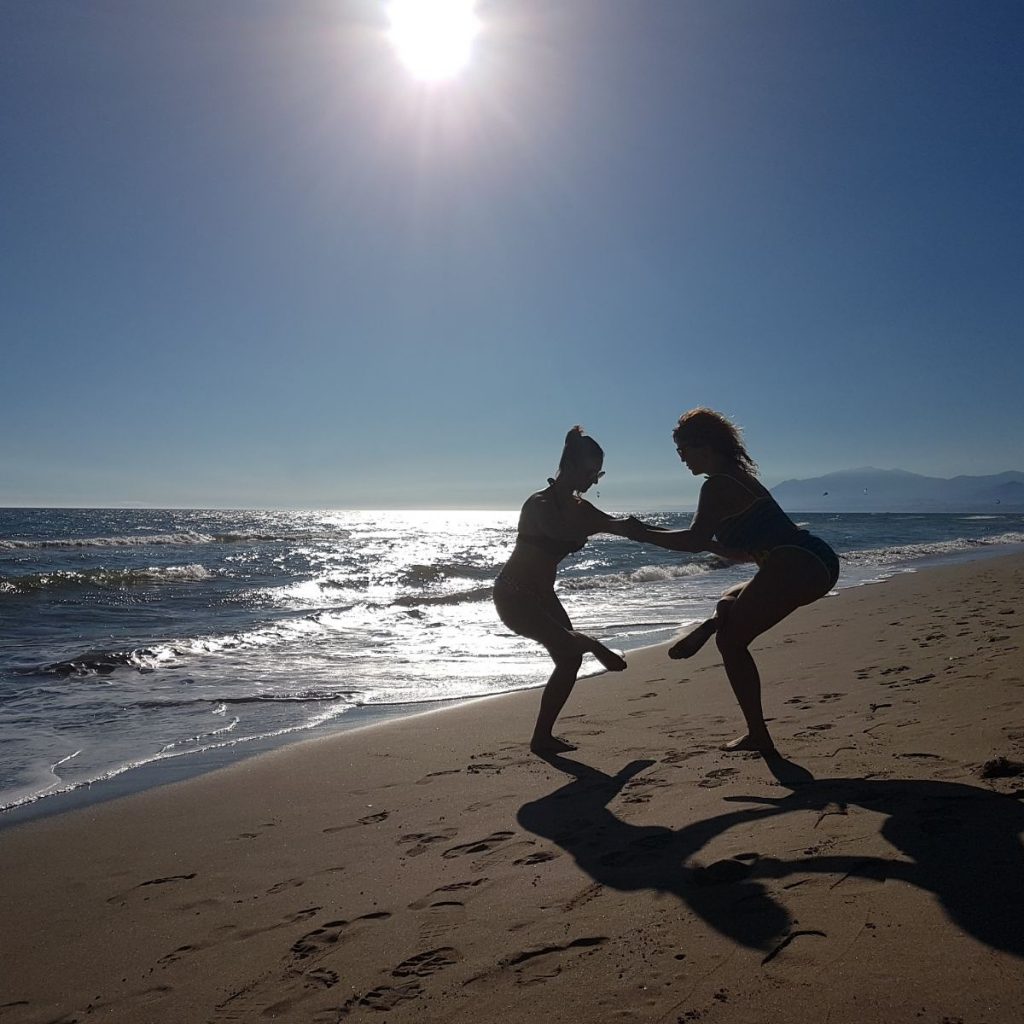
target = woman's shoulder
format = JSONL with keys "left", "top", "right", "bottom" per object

{"left": 519, "top": 486, "right": 558, "bottom": 526}
{"left": 698, "top": 474, "right": 735, "bottom": 501}
{"left": 522, "top": 486, "right": 556, "bottom": 511}
{"left": 699, "top": 472, "right": 769, "bottom": 517}
{"left": 702, "top": 471, "right": 764, "bottom": 496}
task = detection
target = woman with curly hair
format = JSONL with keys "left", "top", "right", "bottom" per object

{"left": 626, "top": 408, "right": 839, "bottom": 754}
{"left": 494, "top": 426, "right": 637, "bottom": 755}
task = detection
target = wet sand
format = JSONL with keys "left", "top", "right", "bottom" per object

{"left": 2, "top": 553, "right": 1023, "bottom": 1023}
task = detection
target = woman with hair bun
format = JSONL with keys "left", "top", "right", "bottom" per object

{"left": 494, "top": 426, "right": 638, "bottom": 755}
{"left": 626, "top": 408, "right": 839, "bottom": 755}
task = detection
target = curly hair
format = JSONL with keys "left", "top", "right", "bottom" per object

{"left": 673, "top": 408, "right": 758, "bottom": 475}
{"left": 557, "top": 425, "right": 603, "bottom": 474}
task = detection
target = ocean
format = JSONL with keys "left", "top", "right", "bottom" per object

{"left": 2, "top": 507, "right": 1023, "bottom": 816}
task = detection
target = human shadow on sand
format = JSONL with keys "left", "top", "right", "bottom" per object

{"left": 516, "top": 754, "right": 1024, "bottom": 957}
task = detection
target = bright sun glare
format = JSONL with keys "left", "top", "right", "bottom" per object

{"left": 388, "top": 0, "right": 480, "bottom": 81}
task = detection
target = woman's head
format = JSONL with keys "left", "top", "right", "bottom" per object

{"left": 556, "top": 426, "right": 605, "bottom": 492}
{"left": 672, "top": 408, "right": 758, "bottom": 475}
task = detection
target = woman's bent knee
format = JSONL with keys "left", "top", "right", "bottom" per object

{"left": 715, "top": 625, "right": 747, "bottom": 655}
{"left": 550, "top": 648, "right": 584, "bottom": 672}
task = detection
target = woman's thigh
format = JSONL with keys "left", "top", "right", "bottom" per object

{"left": 719, "top": 548, "right": 829, "bottom": 647}
{"left": 494, "top": 583, "right": 576, "bottom": 658}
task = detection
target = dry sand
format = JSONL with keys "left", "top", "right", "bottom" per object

{"left": 1, "top": 553, "right": 1023, "bottom": 1023}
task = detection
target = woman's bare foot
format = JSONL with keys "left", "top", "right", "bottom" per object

{"left": 530, "top": 735, "right": 578, "bottom": 755}
{"left": 668, "top": 618, "right": 716, "bottom": 660}
{"left": 591, "top": 643, "right": 627, "bottom": 672}
{"left": 721, "top": 732, "right": 777, "bottom": 755}
{"left": 572, "top": 631, "right": 626, "bottom": 671}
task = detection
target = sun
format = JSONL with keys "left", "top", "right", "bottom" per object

{"left": 387, "top": 0, "right": 480, "bottom": 82}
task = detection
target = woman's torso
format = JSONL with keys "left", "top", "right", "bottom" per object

{"left": 498, "top": 486, "right": 588, "bottom": 588}
{"left": 707, "top": 472, "right": 806, "bottom": 561}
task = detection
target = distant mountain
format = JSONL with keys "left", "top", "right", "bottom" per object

{"left": 771, "top": 468, "right": 1024, "bottom": 511}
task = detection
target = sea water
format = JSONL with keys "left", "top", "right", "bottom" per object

{"left": 2, "top": 507, "right": 1023, "bottom": 813}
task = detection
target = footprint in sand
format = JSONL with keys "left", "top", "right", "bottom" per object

{"left": 291, "top": 912, "right": 391, "bottom": 960}
{"left": 106, "top": 872, "right": 197, "bottom": 904}
{"left": 306, "top": 968, "right": 339, "bottom": 989}
{"left": 339, "top": 983, "right": 423, "bottom": 1014}
{"left": 558, "top": 882, "right": 603, "bottom": 913}
{"left": 661, "top": 749, "right": 706, "bottom": 764}
{"left": 441, "top": 831, "right": 514, "bottom": 859}
{"left": 266, "top": 878, "right": 304, "bottom": 895}
{"left": 322, "top": 810, "right": 391, "bottom": 834}
{"left": 504, "top": 936, "right": 610, "bottom": 965}
{"left": 392, "top": 947, "right": 462, "bottom": 978}
{"left": 698, "top": 767, "right": 739, "bottom": 789}
{"left": 980, "top": 757, "right": 1024, "bottom": 779}
{"left": 415, "top": 769, "right": 462, "bottom": 785}
{"left": 397, "top": 829, "right": 458, "bottom": 857}
{"left": 514, "top": 850, "right": 559, "bottom": 866}
{"left": 409, "top": 878, "right": 488, "bottom": 911}
{"left": 157, "top": 944, "right": 195, "bottom": 965}
{"left": 492, "top": 936, "right": 609, "bottom": 984}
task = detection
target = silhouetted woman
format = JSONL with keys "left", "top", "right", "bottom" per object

{"left": 626, "top": 409, "right": 839, "bottom": 754}
{"left": 494, "top": 427, "right": 636, "bottom": 754}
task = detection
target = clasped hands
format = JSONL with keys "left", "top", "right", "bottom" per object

{"left": 620, "top": 515, "right": 652, "bottom": 542}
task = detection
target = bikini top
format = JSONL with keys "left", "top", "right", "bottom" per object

{"left": 517, "top": 532, "right": 587, "bottom": 559}
{"left": 516, "top": 485, "right": 588, "bottom": 561}
{"left": 710, "top": 475, "right": 801, "bottom": 554}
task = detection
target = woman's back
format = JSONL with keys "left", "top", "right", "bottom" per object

{"left": 705, "top": 473, "right": 800, "bottom": 555}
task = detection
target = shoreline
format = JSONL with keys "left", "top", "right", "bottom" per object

{"left": 4, "top": 539, "right": 1022, "bottom": 829}
{"left": 1, "top": 551, "right": 1023, "bottom": 1021}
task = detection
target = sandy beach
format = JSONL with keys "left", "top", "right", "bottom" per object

{"left": 2, "top": 552, "right": 1022, "bottom": 1023}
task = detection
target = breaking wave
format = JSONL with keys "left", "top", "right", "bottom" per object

{"left": 841, "top": 531, "right": 1024, "bottom": 567}
{"left": 0, "top": 564, "right": 213, "bottom": 596}
{"left": 560, "top": 560, "right": 722, "bottom": 591}
{"left": 0, "top": 530, "right": 343, "bottom": 550}
{"left": 393, "top": 585, "right": 494, "bottom": 607}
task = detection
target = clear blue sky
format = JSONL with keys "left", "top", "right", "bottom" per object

{"left": 2, "top": 1, "right": 1022, "bottom": 509}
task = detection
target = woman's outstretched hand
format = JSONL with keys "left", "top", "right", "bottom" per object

{"left": 621, "top": 515, "right": 651, "bottom": 542}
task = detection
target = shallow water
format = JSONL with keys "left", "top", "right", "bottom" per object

{"left": 2, "top": 507, "right": 1022, "bottom": 811}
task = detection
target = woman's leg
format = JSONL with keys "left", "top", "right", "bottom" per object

{"left": 531, "top": 646, "right": 586, "bottom": 752}
{"left": 573, "top": 631, "right": 627, "bottom": 672}
{"left": 531, "top": 595, "right": 628, "bottom": 750}
{"left": 495, "top": 583, "right": 623, "bottom": 753}
{"left": 668, "top": 582, "right": 746, "bottom": 659}
{"left": 714, "top": 549, "right": 831, "bottom": 752}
